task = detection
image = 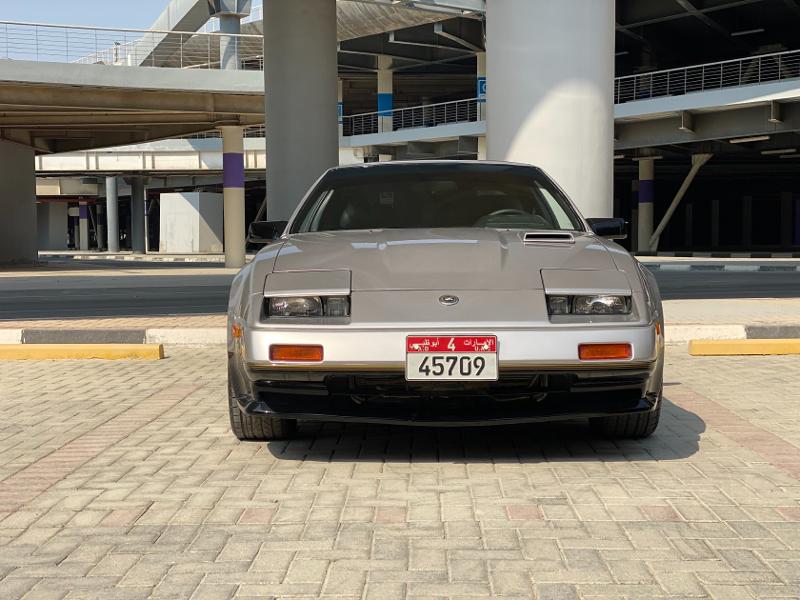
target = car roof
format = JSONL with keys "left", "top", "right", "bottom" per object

{"left": 323, "top": 160, "right": 545, "bottom": 181}
{"left": 328, "top": 159, "right": 540, "bottom": 172}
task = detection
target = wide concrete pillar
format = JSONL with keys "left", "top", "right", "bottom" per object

{"left": 0, "top": 140, "right": 36, "bottom": 262}
{"left": 37, "top": 202, "right": 69, "bottom": 251}
{"left": 486, "top": 0, "right": 614, "bottom": 217}
{"left": 377, "top": 55, "right": 394, "bottom": 133}
{"left": 78, "top": 200, "right": 90, "bottom": 251}
{"left": 220, "top": 125, "right": 246, "bottom": 268}
{"left": 264, "top": 0, "right": 338, "bottom": 221}
{"left": 130, "top": 178, "right": 146, "bottom": 254}
{"left": 106, "top": 176, "right": 120, "bottom": 253}
{"left": 637, "top": 159, "right": 655, "bottom": 252}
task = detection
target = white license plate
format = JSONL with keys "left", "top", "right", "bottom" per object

{"left": 406, "top": 336, "right": 498, "bottom": 381}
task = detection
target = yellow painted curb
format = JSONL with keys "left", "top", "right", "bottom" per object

{"left": 689, "top": 339, "right": 800, "bottom": 356}
{"left": 0, "top": 344, "right": 165, "bottom": 360}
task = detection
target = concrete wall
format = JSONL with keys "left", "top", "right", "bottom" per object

{"left": 37, "top": 202, "right": 69, "bottom": 251}
{"left": 159, "top": 192, "right": 223, "bottom": 253}
{"left": 0, "top": 140, "right": 37, "bottom": 262}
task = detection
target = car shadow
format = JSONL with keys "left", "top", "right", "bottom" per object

{"left": 265, "top": 396, "right": 704, "bottom": 463}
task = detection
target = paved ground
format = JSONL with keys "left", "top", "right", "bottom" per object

{"left": 2, "top": 259, "right": 800, "bottom": 321}
{"left": 0, "top": 347, "right": 798, "bottom": 599}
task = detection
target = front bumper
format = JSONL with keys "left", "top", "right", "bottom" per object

{"left": 230, "top": 362, "right": 661, "bottom": 427}
{"left": 241, "top": 323, "right": 658, "bottom": 371}
{"left": 230, "top": 323, "right": 662, "bottom": 426}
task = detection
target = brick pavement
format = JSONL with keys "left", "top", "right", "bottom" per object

{"left": 0, "top": 348, "right": 797, "bottom": 599}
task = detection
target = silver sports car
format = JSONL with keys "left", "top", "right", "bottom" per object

{"left": 228, "top": 161, "right": 664, "bottom": 440}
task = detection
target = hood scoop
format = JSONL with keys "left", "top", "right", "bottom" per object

{"left": 521, "top": 231, "right": 575, "bottom": 245}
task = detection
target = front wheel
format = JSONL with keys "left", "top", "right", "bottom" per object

{"left": 589, "top": 396, "right": 661, "bottom": 439}
{"left": 228, "top": 379, "right": 296, "bottom": 441}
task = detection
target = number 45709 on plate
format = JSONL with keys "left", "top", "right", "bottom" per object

{"left": 405, "top": 336, "right": 498, "bottom": 381}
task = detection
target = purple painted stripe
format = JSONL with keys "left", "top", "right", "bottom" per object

{"left": 223, "top": 153, "right": 245, "bottom": 189}
{"left": 78, "top": 204, "right": 89, "bottom": 219}
{"left": 638, "top": 179, "right": 654, "bottom": 204}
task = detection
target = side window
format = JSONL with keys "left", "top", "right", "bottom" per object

{"left": 536, "top": 184, "right": 576, "bottom": 230}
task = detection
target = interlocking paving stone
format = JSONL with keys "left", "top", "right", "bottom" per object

{"left": 0, "top": 348, "right": 797, "bottom": 598}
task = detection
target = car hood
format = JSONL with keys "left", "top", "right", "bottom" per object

{"left": 270, "top": 228, "right": 619, "bottom": 291}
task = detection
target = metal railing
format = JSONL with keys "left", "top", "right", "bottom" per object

{"left": 0, "top": 21, "right": 263, "bottom": 69}
{"left": 344, "top": 98, "right": 483, "bottom": 136}
{"left": 615, "top": 48, "right": 800, "bottom": 104}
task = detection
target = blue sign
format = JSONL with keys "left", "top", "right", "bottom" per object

{"left": 477, "top": 76, "right": 487, "bottom": 102}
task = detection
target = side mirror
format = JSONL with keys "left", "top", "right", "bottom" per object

{"left": 586, "top": 218, "right": 628, "bottom": 240}
{"left": 247, "top": 221, "right": 288, "bottom": 245}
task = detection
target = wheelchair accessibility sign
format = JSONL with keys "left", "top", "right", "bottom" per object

{"left": 477, "top": 76, "right": 486, "bottom": 102}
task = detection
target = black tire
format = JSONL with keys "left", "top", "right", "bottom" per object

{"left": 228, "top": 381, "right": 296, "bottom": 441}
{"left": 589, "top": 398, "right": 661, "bottom": 439}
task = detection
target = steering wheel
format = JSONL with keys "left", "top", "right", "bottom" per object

{"left": 474, "top": 208, "right": 530, "bottom": 226}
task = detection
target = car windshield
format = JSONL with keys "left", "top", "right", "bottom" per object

{"left": 291, "top": 165, "right": 585, "bottom": 233}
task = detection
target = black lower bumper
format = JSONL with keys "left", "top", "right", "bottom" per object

{"left": 231, "top": 363, "right": 660, "bottom": 427}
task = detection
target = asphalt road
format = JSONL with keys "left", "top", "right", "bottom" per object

{"left": 0, "top": 261, "right": 798, "bottom": 320}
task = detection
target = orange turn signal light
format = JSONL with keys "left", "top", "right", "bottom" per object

{"left": 269, "top": 344, "right": 324, "bottom": 362}
{"left": 578, "top": 343, "right": 632, "bottom": 361}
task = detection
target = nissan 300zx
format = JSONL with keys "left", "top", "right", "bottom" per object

{"left": 227, "top": 161, "right": 664, "bottom": 440}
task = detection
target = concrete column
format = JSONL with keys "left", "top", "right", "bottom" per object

{"left": 0, "top": 140, "right": 36, "bottom": 262}
{"left": 377, "top": 55, "right": 394, "bottom": 133}
{"left": 476, "top": 51, "right": 486, "bottom": 121}
{"left": 106, "top": 176, "right": 119, "bottom": 253}
{"left": 338, "top": 79, "right": 344, "bottom": 138}
{"left": 486, "top": 0, "right": 614, "bottom": 217}
{"left": 78, "top": 200, "right": 90, "bottom": 251}
{"left": 741, "top": 195, "right": 752, "bottom": 248}
{"left": 630, "top": 178, "right": 639, "bottom": 253}
{"left": 637, "top": 159, "right": 655, "bottom": 252}
{"left": 37, "top": 202, "right": 68, "bottom": 251}
{"left": 477, "top": 137, "right": 487, "bottom": 161}
{"left": 131, "top": 178, "right": 146, "bottom": 254}
{"left": 96, "top": 204, "right": 105, "bottom": 250}
{"left": 220, "top": 125, "right": 246, "bottom": 268}
{"left": 264, "top": 0, "right": 338, "bottom": 221}
{"left": 219, "top": 14, "right": 241, "bottom": 71}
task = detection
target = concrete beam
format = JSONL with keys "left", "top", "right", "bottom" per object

{"left": 0, "top": 86, "right": 262, "bottom": 116}
{"left": 616, "top": 101, "right": 800, "bottom": 150}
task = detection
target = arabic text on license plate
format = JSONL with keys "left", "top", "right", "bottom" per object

{"left": 405, "top": 336, "right": 498, "bottom": 381}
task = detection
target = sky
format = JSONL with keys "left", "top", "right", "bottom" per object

{"left": 3, "top": 0, "right": 171, "bottom": 29}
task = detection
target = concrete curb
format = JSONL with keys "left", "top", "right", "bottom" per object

{"left": 145, "top": 328, "right": 227, "bottom": 345}
{"left": 0, "top": 344, "right": 165, "bottom": 360}
{"left": 689, "top": 339, "right": 800, "bottom": 356}
{"left": 2, "top": 328, "right": 226, "bottom": 346}
{"left": 645, "top": 263, "right": 800, "bottom": 272}
{"left": 665, "top": 325, "right": 747, "bottom": 344}
{"left": 40, "top": 253, "right": 255, "bottom": 263}
{"left": 638, "top": 252, "right": 800, "bottom": 258}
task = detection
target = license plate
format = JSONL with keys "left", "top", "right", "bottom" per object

{"left": 406, "top": 336, "right": 498, "bottom": 381}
